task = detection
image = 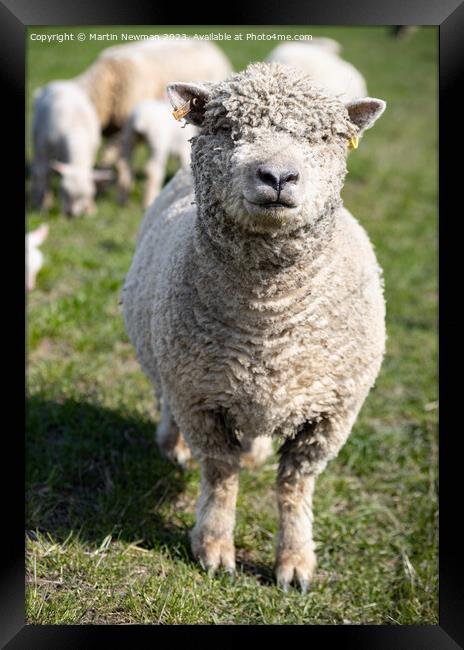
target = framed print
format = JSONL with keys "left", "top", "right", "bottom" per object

{"left": 3, "top": 0, "right": 462, "bottom": 646}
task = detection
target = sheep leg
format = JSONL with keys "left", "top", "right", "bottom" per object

{"left": 187, "top": 409, "right": 241, "bottom": 573}
{"left": 30, "top": 159, "right": 50, "bottom": 211}
{"left": 240, "top": 435, "right": 273, "bottom": 469}
{"left": 156, "top": 399, "right": 191, "bottom": 468}
{"left": 116, "top": 128, "right": 135, "bottom": 204}
{"left": 143, "top": 156, "right": 166, "bottom": 208}
{"left": 190, "top": 456, "right": 239, "bottom": 574}
{"left": 100, "top": 133, "right": 122, "bottom": 167}
{"left": 275, "top": 416, "right": 354, "bottom": 592}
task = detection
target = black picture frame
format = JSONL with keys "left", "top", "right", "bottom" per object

{"left": 6, "top": 0, "right": 462, "bottom": 646}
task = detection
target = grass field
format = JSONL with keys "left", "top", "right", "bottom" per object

{"left": 26, "top": 26, "right": 438, "bottom": 624}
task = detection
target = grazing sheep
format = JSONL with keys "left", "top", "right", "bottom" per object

{"left": 31, "top": 40, "right": 232, "bottom": 216}
{"left": 76, "top": 39, "right": 232, "bottom": 132}
{"left": 266, "top": 39, "right": 367, "bottom": 100}
{"left": 122, "top": 63, "right": 386, "bottom": 591}
{"left": 26, "top": 223, "right": 49, "bottom": 291}
{"left": 31, "top": 82, "right": 112, "bottom": 217}
{"left": 117, "top": 99, "right": 197, "bottom": 208}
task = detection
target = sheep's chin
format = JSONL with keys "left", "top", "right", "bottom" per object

{"left": 228, "top": 198, "right": 304, "bottom": 234}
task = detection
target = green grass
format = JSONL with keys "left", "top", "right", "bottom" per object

{"left": 26, "top": 26, "right": 438, "bottom": 624}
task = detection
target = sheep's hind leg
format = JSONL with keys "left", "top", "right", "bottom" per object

{"left": 240, "top": 435, "right": 273, "bottom": 470}
{"left": 156, "top": 400, "right": 191, "bottom": 468}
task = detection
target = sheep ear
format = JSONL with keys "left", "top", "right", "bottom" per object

{"left": 50, "top": 160, "right": 73, "bottom": 176}
{"left": 167, "top": 82, "right": 210, "bottom": 126}
{"left": 345, "top": 98, "right": 386, "bottom": 135}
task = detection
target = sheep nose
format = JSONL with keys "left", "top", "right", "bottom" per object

{"left": 257, "top": 166, "right": 300, "bottom": 192}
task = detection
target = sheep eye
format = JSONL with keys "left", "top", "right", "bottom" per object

{"left": 321, "top": 134, "right": 329, "bottom": 142}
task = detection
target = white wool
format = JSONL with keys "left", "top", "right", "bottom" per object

{"left": 266, "top": 41, "right": 368, "bottom": 101}
{"left": 117, "top": 99, "right": 197, "bottom": 206}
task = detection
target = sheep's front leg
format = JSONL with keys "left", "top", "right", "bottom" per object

{"left": 275, "top": 465, "right": 316, "bottom": 593}
{"left": 190, "top": 456, "right": 240, "bottom": 574}
{"left": 30, "top": 160, "right": 50, "bottom": 211}
{"left": 275, "top": 416, "right": 354, "bottom": 592}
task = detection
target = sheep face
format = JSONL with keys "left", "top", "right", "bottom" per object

{"left": 61, "top": 172, "right": 96, "bottom": 217}
{"left": 168, "top": 63, "right": 385, "bottom": 235}
{"left": 51, "top": 162, "right": 113, "bottom": 217}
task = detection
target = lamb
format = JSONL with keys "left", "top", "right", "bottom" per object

{"left": 31, "top": 40, "right": 232, "bottom": 216}
{"left": 30, "top": 82, "right": 110, "bottom": 217}
{"left": 117, "top": 99, "right": 197, "bottom": 208}
{"left": 266, "top": 38, "right": 368, "bottom": 101}
{"left": 26, "top": 223, "right": 49, "bottom": 291}
{"left": 122, "top": 62, "right": 386, "bottom": 591}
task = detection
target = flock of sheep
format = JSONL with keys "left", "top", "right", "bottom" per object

{"left": 27, "top": 37, "right": 371, "bottom": 290}
{"left": 28, "top": 36, "right": 388, "bottom": 593}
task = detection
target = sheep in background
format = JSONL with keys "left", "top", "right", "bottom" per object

{"left": 31, "top": 82, "right": 112, "bottom": 217}
{"left": 117, "top": 99, "right": 197, "bottom": 208}
{"left": 26, "top": 223, "right": 49, "bottom": 291}
{"left": 266, "top": 38, "right": 367, "bottom": 101}
{"left": 75, "top": 39, "right": 233, "bottom": 132}
{"left": 31, "top": 39, "right": 232, "bottom": 216}
{"left": 122, "top": 63, "right": 386, "bottom": 591}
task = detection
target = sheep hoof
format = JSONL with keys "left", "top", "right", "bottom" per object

{"left": 277, "top": 578, "right": 290, "bottom": 593}
{"left": 275, "top": 546, "right": 316, "bottom": 594}
{"left": 299, "top": 578, "right": 311, "bottom": 595}
{"left": 190, "top": 531, "right": 236, "bottom": 575}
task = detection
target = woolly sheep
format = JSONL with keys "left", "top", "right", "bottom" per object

{"left": 266, "top": 39, "right": 368, "bottom": 101}
{"left": 122, "top": 63, "right": 386, "bottom": 591}
{"left": 30, "top": 82, "right": 111, "bottom": 217}
{"left": 26, "top": 223, "right": 49, "bottom": 291}
{"left": 31, "top": 40, "right": 232, "bottom": 216}
{"left": 75, "top": 39, "right": 233, "bottom": 131}
{"left": 117, "top": 99, "right": 197, "bottom": 208}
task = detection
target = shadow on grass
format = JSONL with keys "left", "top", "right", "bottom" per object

{"left": 26, "top": 394, "right": 283, "bottom": 585}
{"left": 26, "top": 394, "right": 192, "bottom": 559}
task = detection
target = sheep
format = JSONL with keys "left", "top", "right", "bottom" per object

{"left": 116, "top": 99, "right": 197, "bottom": 208}
{"left": 122, "top": 62, "right": 386, "bottom": 591}
{"left": 75, "top": 39, "right": 233, "bottom": 132}
{"left": 26, "top": 223, "right": 49, "bottom": 291}
{"left": 266, "top": 38, "right": 368, "bottom": 101}
{"left": 31, "top": 40, "right": 232, "bottom": 216}
{"left": 31, "top": 82, "right": 112, "bottom": 217}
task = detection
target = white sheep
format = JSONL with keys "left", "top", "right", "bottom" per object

{"left": 31, "top": 82, "right": 111, "bottom": 217}
{"left": 75, "top": 39, "right": 232, "bottom": 131}
{"left": 31, "top": 39, "right": 232, "bottom": 216}
{"left": 123, "top": 63, "right": 386, "bottom": 591}
{"left": 26, "top": 223, "right": 49, "bottom": 291}
{"left": 266, "top": 38, "right": 368, "bottom": 101}
{"left": 117, "top": 99, "right": 197, "bottom": 208}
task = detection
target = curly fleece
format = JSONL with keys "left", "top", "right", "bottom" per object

{"left": 123, "top": 63, "right": 385, "bottom": 468}
{"left": 123, "top": 62, "right": 386, "bottom": 585}
{"left": 203, "top": 62, "right": 359, "bottom": 143}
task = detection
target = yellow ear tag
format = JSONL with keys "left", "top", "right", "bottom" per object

{"left": 172, "top": 100, "right": 191, "bottom": 121}
{"left": 348, "top": 136, "right": 359, "bottom": 150}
